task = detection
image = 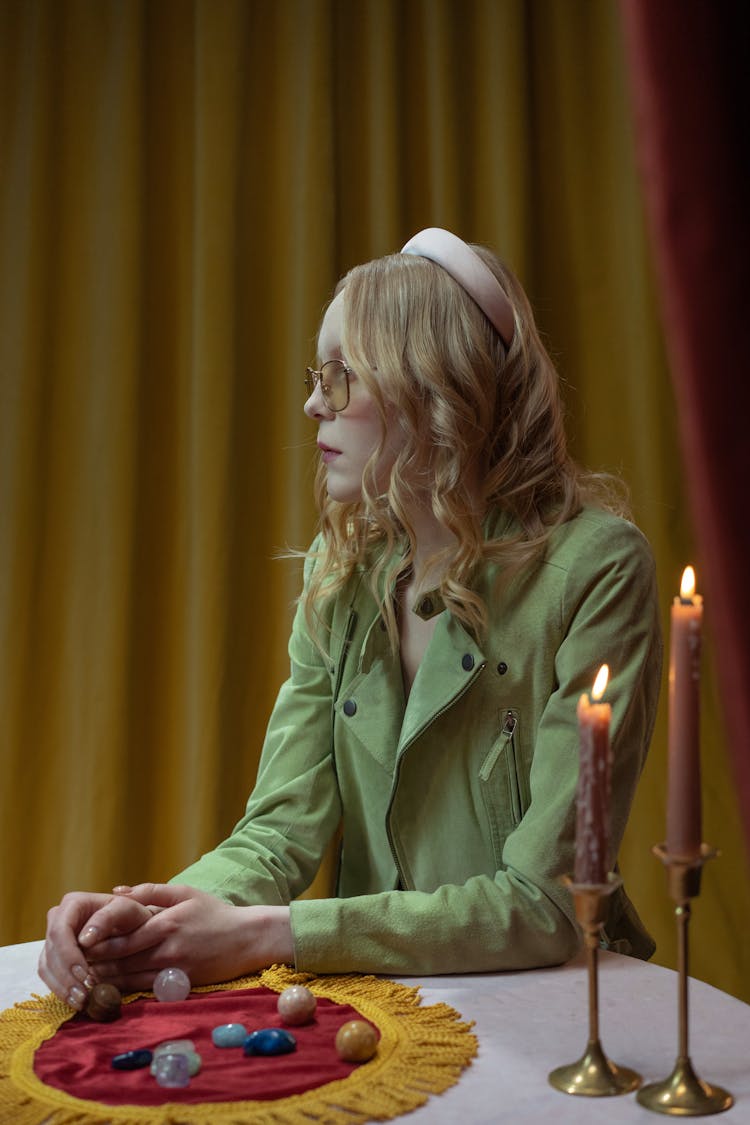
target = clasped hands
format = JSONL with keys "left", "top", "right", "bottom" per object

{"left": 38, "top": 884, "right": 294, "bottom": 1010}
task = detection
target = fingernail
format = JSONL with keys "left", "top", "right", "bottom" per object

{"left": 112, "top": 885, "right": 132, "bottom": 894}
{"left": 84, "top": 974, "right": 97, "bottom": 989}
{"left": 71, "top": 964, "right": 89, "bottom": 984}
{"left": 79, "top": 925, "right": 98, "bottom": 945}
{"left": 67, "top": 985, "right": 86, "bottom": 1008}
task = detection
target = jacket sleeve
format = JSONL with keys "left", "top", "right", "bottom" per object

{"left": 171, "top": 564, "right": 343, "bottom": 906}
{"left": 289, "top": 517, "right": 663, "bottom": 974}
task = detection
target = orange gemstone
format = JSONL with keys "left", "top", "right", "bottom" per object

{"left": 335, "top": 1020, "right": 378, "bottom": 1062}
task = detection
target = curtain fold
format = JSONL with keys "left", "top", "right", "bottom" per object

{"left": 619, "top": 0, "right": 750, "bottom": 852}
{"left": 619, "top": 0, "right": 750, "bottom": 997}
{"left": 1, "top": 0, "right": 747, "bottom": 1002}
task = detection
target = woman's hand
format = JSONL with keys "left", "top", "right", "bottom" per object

{"left": 77, "top": 884, "right": 294, "bottom": 993}
{"left": 38, "top": 890, "right": 155, "bottom": 1008}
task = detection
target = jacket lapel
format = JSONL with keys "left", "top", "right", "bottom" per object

{"left": 398, "top": 614, "right": 487, "bottom": 754}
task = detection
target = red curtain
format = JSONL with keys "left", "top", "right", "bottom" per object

{"left": 620, "top": 0, "right": 750, "bottom": 857}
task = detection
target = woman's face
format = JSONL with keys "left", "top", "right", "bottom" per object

{"left": 304, "top": 289, "right": 401, "bottom": 504}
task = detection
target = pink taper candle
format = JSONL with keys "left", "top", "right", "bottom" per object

{"left": 575, "top": 665, "right": 613, "bottom": 884}
{"left": 665, "top": 566, "right": 703, "bottom": 859}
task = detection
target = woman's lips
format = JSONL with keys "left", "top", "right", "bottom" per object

{"left": 318, "top": 443, "right": 341, "bottom": 463}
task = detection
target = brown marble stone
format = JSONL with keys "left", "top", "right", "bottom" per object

{"left": 86, "top": 982, "right": 122, "bottom": 1022}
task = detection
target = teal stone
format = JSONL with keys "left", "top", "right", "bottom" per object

{"left": 184, "top": 1050, "right": 202, "bottom": 1076}
{"left": 212, "top": 1022, "right": 249, "bottom": 1047}
{"left": 243, "top": 1027, "right": 297, "bottom": 1056}
{"left": 111, "top": 1048, "right": 153, "bottom": 1070}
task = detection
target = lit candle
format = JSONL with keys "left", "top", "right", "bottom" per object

{"left": 575, "top": 665, "right": 612, "bottom": 884}
{"left": 665, "top": 566, "right": 703, "bottom": 858}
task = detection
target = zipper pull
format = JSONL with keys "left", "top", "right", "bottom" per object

{"left": 502, "top": 711, "right": 517, "bottom": 736}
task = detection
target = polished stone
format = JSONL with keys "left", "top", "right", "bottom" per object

{"left": 86, "top": 983, "right": 122, "bottom": 1022}
{"left": 153, "top": 1038, "right": 196, "bottom": 1057}
{"left": 153, "top": 967, "right": 191, "bottom": 1002}
{"left": 211, "top": 1022, "right": 248, "bottom": 1047}
{"left": 335, "top": 1020, "right": 378, "bottom": 1062}
{"left": 243, "top": 1027, "right": 297, "bottom": 1056}
{"left": 151, "top": 1049, "right": 201, "bottom": 1077}
{"left": 277, "top": 985, "right": 317, "bottom": 1026}
{"left": 153, "top": 1052, "right": 190, "bottom": 1088}
{"left": 184, "top": 1050, "right": 202, "bottom": 1076}
{"left": 111, "top": 1048, "right": 153, "bottom": 1070}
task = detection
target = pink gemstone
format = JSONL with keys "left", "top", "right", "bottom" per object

{"left": 276, "top": 985, "right": 317, "bottom": 1025}
{"left": 153, "top": 967, "right": 191, "bottom": 1002}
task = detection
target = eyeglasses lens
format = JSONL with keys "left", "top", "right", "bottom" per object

{"left": 306, "top": 360, "right": 349, "bottom": 411}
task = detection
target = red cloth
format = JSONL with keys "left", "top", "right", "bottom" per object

{"left": 34, "top": 985, "right": 373, "bottom": 1106}
{"left": 619, "top": 0, "right": 750, "bottom": 859}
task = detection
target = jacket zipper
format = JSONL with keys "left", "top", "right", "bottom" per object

{"left": 503, "top": 711, "right": 522, "bottom": 824}
{"left": 479, "top": 709, "right": 522, "bottom": 824}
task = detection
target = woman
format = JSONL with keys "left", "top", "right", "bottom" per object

{"left": 40, "top": 229, "right": 662, "bottom": 1008}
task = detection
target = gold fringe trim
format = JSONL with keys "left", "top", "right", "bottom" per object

{"left": 0, "top": 965, "right": 477, "bottom": 1124}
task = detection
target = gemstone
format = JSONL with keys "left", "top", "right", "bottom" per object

{"left": 112, "top": 1048, "right": 153, "bottom": 1070}
{"left": 243, "top": 1028, "right": 297, "bottom": 1056}
{"left": 153, "top": 967, "right": 191, "bottom": 1002}
{"left": 335, "top": 1020, "right": 378, "bottom": 1062}
{"left": 184, "top": 1050, "right": 202, "bottom": 1076}
{"left": 86, "top": 983, "right": 122, "bottom": 1022}
{"left": 151, "top": 1050, "right": 201, "bottom": 1077}
{"left": 277, "top": 985, "right": 317, "bottom": 1026}
{"left": 153, "top": 1039, "right": 196, "bottom": 1057}
{"left": 153, "top": 1052, "right": 190, "bottom": 1088}
{"left": 211, "top": 1023, "right": 248, "bottom": 1047}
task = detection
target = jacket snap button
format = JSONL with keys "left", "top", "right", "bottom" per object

{"left": 461, "top": 653, "right": 474, "bottom": 671}
{"left": 343, "top": 699, "right": 357, "bottom": 717}
{"left": 497, "top": 661, "right": 508, "bottom": 675}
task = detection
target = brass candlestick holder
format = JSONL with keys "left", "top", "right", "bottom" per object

{"left": 637, "top": 843, "right": 733, "bottom": 1116}
{"left": 548, "top": 873, "right": 642, "bottom": 1096}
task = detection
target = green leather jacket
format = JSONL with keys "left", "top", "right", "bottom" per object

{"left": 175, "top": 507, "right": 662, "bottom": 974}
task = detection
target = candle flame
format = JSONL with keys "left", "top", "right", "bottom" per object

{"left": 592, "top": 664, "right": 609, "bottom": 701}
{"left": 680, "top": 566, "right": 696, "bottom": 600}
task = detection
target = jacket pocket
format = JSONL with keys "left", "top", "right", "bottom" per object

{"left": 479, "top": 710, "right": 523, "bottom": 863}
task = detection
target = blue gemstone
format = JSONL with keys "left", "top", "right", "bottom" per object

{"left": 112, "top": 1048, "right": 153, "bottom": 1070}
{"left": 243, "top": 1028, "right": 297, "bottom": 1056}
{"left": 212, "top": 1022, "right": 249, "bottom": 1047}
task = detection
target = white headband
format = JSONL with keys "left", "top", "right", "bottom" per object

{"left": 401, "top": 227, "right": 515, "bottom": 348}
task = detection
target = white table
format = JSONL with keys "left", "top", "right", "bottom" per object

{"left": 2, "top": 941, "right": 748, "bottom": 1122}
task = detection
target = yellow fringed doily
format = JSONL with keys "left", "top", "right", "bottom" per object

{"left": 0, "top": 965, "right": 477, "bottom": 1124}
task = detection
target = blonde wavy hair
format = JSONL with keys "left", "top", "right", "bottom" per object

{"left": 302, "top": 245, "right": 628, "bottom": 652}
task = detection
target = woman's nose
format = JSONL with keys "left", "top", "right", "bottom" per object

{"left": 304, "top": 380, "right": 334, "bottom": 420}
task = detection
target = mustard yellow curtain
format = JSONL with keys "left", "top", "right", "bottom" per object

{"left": 1, "top": 0, "right": 748, "bottom": 1003}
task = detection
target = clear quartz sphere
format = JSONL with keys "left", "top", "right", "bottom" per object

{"left": 153, "top": 967, "right": 191, "bottom": 1002}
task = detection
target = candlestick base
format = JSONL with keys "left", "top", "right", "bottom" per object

{"left": 637, "top": 843, "right": 733, "bottom": 1117}
{"left": 548, "top": 874, "right": 641, "bottom": 1097}
{"left": 549, "top": 1039, "right": 641, "bottom": 1097}
{"left": 637, "top": 1056, "right": 733, "bottom": 1116}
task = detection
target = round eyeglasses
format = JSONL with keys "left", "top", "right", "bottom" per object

{"left": 305, "top": 360, "right": 351, "bottom": 412}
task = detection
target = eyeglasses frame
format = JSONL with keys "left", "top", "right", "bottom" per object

{"left": 305, "top": 360, "right": 351, "bottom": 412}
